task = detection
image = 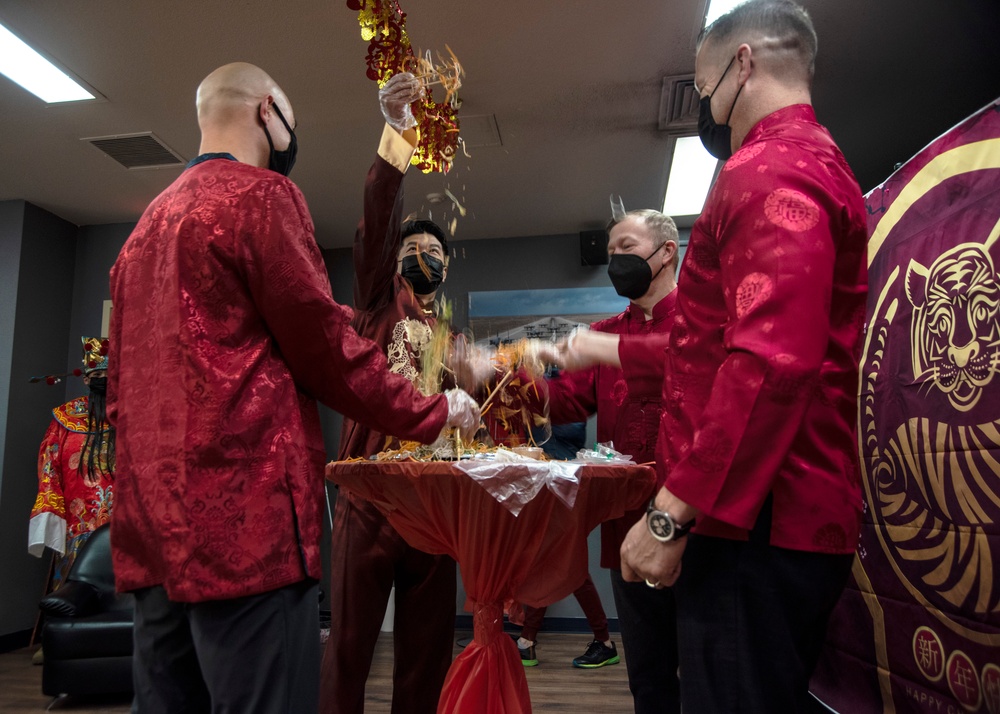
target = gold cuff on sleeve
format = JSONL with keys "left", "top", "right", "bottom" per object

{"left": 378, "top": 124, "right": 418, "bottom": 174}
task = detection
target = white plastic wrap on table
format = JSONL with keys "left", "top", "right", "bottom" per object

{"left": 454, "top": 444, "right": 634, "bottom": 516}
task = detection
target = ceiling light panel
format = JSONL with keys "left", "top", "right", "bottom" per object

{"left": 0, "top": 22, "right": 95, "bottom": 103}
{"left": 662, "top": 135, "right": 720, "bottom": 217}
{"left": 703, "top": 0, "right": 745, "bottom": 28}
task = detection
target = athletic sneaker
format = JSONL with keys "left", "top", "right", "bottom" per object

{"left": 572, "top": 639, "right": 620, "bottom": 668}
{"left": 510, "top": 634, "right": 539, "bottom": 667}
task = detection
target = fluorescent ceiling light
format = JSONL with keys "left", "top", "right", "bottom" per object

{"left": 704, "top": 0, "right": 745, "bottom": 27}
{"left": 662, "top": 136, "right": 720, "bottom": 217}
{"left": 0, "top": 22, "right": 95, "bottom": 103}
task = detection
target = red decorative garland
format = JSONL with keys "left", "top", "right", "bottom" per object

{"left": 348, "top": 0, "right": 461, "bottom": 173}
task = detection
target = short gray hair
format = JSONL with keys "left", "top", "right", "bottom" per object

{"left": 607, "top": 209, "right": 679, "bottom": 268}
{"left": 698, "top": 0, "right": 818, "bottom": 78}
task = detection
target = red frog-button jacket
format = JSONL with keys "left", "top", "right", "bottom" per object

{"left": 621, "top": 105, "right": 868, "bottom": 554}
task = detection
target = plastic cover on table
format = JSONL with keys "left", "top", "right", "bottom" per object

{"left": 454, "top": 447, "right": 582, "bottom": 516}
{"left": 574, "top": 441, "right": 635, "bottom": 464}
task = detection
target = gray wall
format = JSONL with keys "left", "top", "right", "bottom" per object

{"left": 63, "top": 224, "right": 135, "bottom": 402}
{"left": 0, "top": 202, "right": 78, "bottom": 640}
{"left": 0, "top": 201, "right": 26, "bottom": 513}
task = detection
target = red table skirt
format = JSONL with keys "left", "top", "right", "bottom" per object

{"left": 327, "top": 459, "right": 655, "bottom": 713}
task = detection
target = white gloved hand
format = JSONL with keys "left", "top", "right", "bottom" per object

{"left": 448, "top": 334, "right": 497, "bottom": 392}
{"left": 379, "top": 72, "right": 422, "bottom": 132}
{"left": 551, "top": 327, "right": 621, "bottom": 372}
{"left": 444, "top": 388, "right": 481, "bottom": 442}
{"left": 531, "top": 341, "right": 558, "bottom": 366}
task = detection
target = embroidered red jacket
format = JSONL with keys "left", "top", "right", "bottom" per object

{"left": 547, "top": 292, "right": 676, "bottom": 569}
{"left": 29, "top": 397, "right": 114, "bottom": 584}
{"left": 108, "top": 156, "right": 447, "bottom": 601}
{"left": 338, "top": 126, "right": 443, "bottom": 460}
{"left": 625, "top": 105, "right": 868, "bottom": 554}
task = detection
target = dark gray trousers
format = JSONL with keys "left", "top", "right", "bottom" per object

{"left": 675, "top": 499, "right": 853, "bottom": 714}
{"left": 610, "top": 569, "right": 681, "bottom": 714}
{"left": 131, "top": 579, "right": 320, "bottom": 714}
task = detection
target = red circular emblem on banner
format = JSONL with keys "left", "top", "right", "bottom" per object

{"left": 946, "top": 650, "right": 982, "bottom": 710}
{"left": 763, "top": 188, "right": 820, "bottom": 232}
{"left": 913, "top": 627, "right": 945, "bottom": 682}
{"left": 981, "top": 663, "right": 1000, "bottom": 714}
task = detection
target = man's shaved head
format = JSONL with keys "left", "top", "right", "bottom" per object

{"left": 196, "top": 62, "right": 292, "bottom": 129}
{"left": 193, "top": 62, "right": 296, "bottom": 170}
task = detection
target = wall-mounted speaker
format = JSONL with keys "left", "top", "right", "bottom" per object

{"left": 580, "top": 230, "right": 609, "bottom": 266}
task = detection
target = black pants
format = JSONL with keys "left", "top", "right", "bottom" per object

{"left": 610, "top": 569, "right": 681, "bottom": 714}
{"left": 675, "top": 500, "right": 853, "bottom": 714}
{"left": 131, "top": 579, "right": 321, "bottom": 714}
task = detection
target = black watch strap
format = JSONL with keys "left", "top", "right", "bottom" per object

{"left": 646, "top": 498, "right": 695, "bottom": 542}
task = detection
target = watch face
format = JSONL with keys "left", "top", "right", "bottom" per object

{"left": 648, "top": 512, "right": 674, "bottom": 541}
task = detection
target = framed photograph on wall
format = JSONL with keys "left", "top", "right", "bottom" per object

{"left": 468, "top": 286, "right": 628, "bottom": 345}
{"left": 100, "top": 300, "right": 113, "bottom": 337}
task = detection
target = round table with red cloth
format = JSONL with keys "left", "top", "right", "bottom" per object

{"left": 326, "top": 459, "right": 655, "bottom": 714}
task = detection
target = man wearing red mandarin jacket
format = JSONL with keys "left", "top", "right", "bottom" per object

{"left": 321, "top": 71, "right": 463, "bottom": 714}
{"left": 528, "top": 209, "right": 682, "bottom": 712}
{"left": 108, "top": 62, "right": 478, "bottom": 714}
{"left": 553, "top": 2, "right": 867, "bottom": 711}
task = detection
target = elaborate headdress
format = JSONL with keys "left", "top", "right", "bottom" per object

{"left": 29, "top": 336, "right": 110, "bottom": 385}
{"left": 81, "top": 336, "right": 110, "bottom": 373}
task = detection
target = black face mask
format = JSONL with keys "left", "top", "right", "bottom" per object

{"left": 607, "top": 244, "right": 665, "bottom": 300}
{"left": 400, "top": 254, "right": 445, "bottom": 295}
{"left": 263, "top": 103, "right": 298, "bottom": 176}
{"left": 698, "top": 56, "right": 744, "bottom": 160}
{"left": 87, "top": 376, "right": 107, "bottom": 395}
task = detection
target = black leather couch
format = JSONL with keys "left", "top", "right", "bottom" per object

{"left": 38, "top": 522, "right": 134, "bottom": 696}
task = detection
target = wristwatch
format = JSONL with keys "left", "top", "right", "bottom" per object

{"left": 646, "top": 498, "right": 694, "bottom": 543}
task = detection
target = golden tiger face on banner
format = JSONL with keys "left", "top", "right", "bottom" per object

{"left": 853, "top": 118, "right": 1000, "bottom": 713}
{"left": 905, "top": 244, "right": 1000, "bottom": 412}
{"left": 812, "top": 101, "right": 1000, "bottom": 714}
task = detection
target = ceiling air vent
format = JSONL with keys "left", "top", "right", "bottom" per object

{"left": 459, "top": 114, "right": 502, "bottom": 148}
{"left": 83, "top": 132, "right": 185, "bottom": 169}
{"left": 658, "top": 75, "right": 699, "bottom": 133}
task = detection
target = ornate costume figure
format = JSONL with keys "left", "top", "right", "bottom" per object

{"left": 28, "top": 336, "right": 114, "bottom": 587}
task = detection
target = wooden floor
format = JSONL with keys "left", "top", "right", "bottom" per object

{"left": 0, "top": 631, "right": 633, "bottom": 712}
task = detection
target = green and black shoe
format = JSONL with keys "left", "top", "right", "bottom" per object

{"left": 572, "top": 640, "right": 620, "bottom": 669}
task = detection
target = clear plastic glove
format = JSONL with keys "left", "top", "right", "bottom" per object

{"left": 444, "top": 388, "right": 481, "bottom": 442}
{"left": 379, "top": 72, "right": 423, "bottom": 132}
{"left": 531, "top": 340, "right": 561, "bottom": 368}
{"left": 449, "top": 335, "right": 498, "bottom": 392}
{"left": 552, "top": 328, "right": 622, "bottom": 372}
{"left": 518, "top": 339, "right": 549, "bottom": 378}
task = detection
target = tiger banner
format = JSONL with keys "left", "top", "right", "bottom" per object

{"left": 811, "top": 98, "right": 1000, "bottom": 713}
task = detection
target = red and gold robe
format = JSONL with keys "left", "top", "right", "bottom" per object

{"left": 28, "top": 396, "right": 113, "bottom": 585}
